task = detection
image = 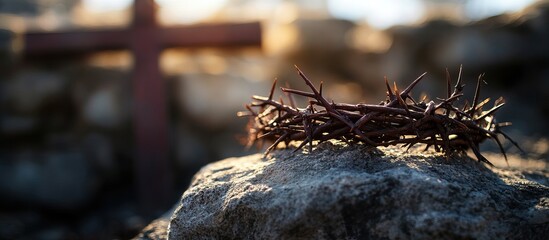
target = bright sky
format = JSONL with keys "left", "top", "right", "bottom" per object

{"left": 82, "top": 0, "right": 133, "bottom": 12}
{"left": 465, "top": 0, "right": 538, "bottom": 19}
{"left": 81, "top": 0, "right": 539, "bottom": 27}
{"left": 327, "top": 0, "right": 425, "bottom": 29}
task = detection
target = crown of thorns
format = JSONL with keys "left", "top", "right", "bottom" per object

{"left": 238, "top": 66, "right": 522, "bottom": 166}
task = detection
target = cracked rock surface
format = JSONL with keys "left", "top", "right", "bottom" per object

{"left": 168, "top": 142, "right": 549, "bottom": 239}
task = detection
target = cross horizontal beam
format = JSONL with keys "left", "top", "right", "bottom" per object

{"left": 24, "top": 22, "right": 261, "bottom": 56}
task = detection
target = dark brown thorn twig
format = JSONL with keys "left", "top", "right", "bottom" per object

{"left": 474, "top": 98, "right": 491, "bottom": 111}
{"left": 492, "top": 136, "right": 509, "bottom": 166}
{"left": 453, "top": 64, "right": 464, "bottom": 95}
{"left": 446, "top": 68, "right": 452, "bottom": 99}
{"left": 405, "top": 141, "right": 417, "bottom": 152}
{"left": 385, "top": 76, "right": 395, "bottom": 100}
{"left": 467, "top": 136, "right": 494, "bottom": 166}
{"left": 395, "top": 87, "right": 411, "bottom": 116}
{"left": 435, "top": 121, "right": 450, "bottom": 157}
{"left": 470, "top": 73, "right": 485, "bottom": 115}
{"left": 475, "top": 103, "right": 504, "bottom": 121}
{"left": 268, "top": 79, "right": 278, "bottom": 101}
{"left": 495, "top": 96, "right": 505, "bottom": 106}
{"left": 294, "top": 68, "right": 362, "bottom": 138}
{"left": 497, "top": 130, "right": 525, "bottom": 154}
{"left": 246, "top": 105, "right": 257, "bottom": 116}
{"left": 293, "top": 139, "right": 310, "bottom": 153}
{"left": 407, "top": 92, "right": 418, "bottom": 105}
{"left": 284, "top": 82, "right": 297, "bottom": 108}
{"left": 319, "top": 81, "right": 324, "bottom": 96}
{"left": 294, "top": 65, "right": 321, "bottom": 98}
{"left": 401, "top": 72, "right": 427, "bottom": 98}
{"left": 281, "top": 88, "right": 316, "bottom": 98}
{"left": 496, "top": 122, "right": 512, "bottom": 128}
{"left": 241, "top": 66, "right": 518, "bottom": 166}
{"left": 265, "top": 132, "right": 289, "bottom": 156}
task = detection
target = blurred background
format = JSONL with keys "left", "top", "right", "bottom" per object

{"left": 1, "top": 0, "right": 548, "bottom": 239}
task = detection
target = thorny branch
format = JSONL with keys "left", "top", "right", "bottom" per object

{"left": 238, "top": 65, "right": 522, "bottom": 166}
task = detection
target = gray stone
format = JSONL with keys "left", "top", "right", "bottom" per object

{"left": 134, "top": 206, "right": 176, "bottom": 240}
{"left": 69, "top": 67, "right": 131, "bottom": 129}
{"left": 82, "top": 86, "right": 126, "bottom": 128}
{"left": 2, "top": 70, "right": 68, "bottom": 114}
{"left": 134, "top": 218, "right": 170, "bottom": 240}
{"left": 174, "top": 72, "right": 270, "bottom": 128}
{"left": 0, "top": 29, "right": 16, "bottom": 70}
{"left": 0, "top": 150, "right": 99, "bottom": 210}
{"left": 168, "top": 142, "right": 549, "bottom": 239}
{"left": 0, "top": 115, "right": 36, "bottom": 135}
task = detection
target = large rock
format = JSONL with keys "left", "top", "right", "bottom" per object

{"left": 168, "top": 142, "right": 549, "bottom": 239}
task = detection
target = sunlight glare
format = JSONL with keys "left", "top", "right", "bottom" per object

{"left": 82, "top": 0, "right": 133, "bottom": 12}
{"left": 327, "top": 0, "right": 425, "bottom": 29}
{"left": 156, "top": 0, "right": 228, "bottom": 24}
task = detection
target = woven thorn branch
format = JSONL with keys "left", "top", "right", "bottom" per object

{"left": 238, "top": 65, "right": 523, "bottom": 166}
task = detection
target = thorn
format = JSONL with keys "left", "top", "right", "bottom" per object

{"left": 468, "top": 137, "right": 494, "bottom": 166}
{"left": 385, "top": 76, "right": 394, "bottom": 100}
{"left": 462, "top": 100, "right": 470, "bottom": 112}
{"left": 245, "top": 105, "right": 258, "bottom": 116}
{"left": 319, "top": 81, "right": 323, "bottom": 96}
{"left": 284, "top": 82, "right": 297, "bottom": 108}
{"left": 496, "top": 122, "right": 512, "bottom": 128}
{"left": 445, "top": 68, "right": 452, "bottom": 98}
{"left": 406, "top": 142, "right": 417, "bottom": 152}
{"left": 396, "top": 89, "right": 410, "bottom": 115}
{"left": 421, "top": 93, "right": 428, "bottom": 103}
{"left": 281, "top": 88, "right": 315, "bottom": 98}
{"left": 402, "top": 72, "right": 427, "bottom": 97}
{"left": 493, "top": 136, "right": 508, "bottom": 167}
{"left": 352, "top": 113, "right": 374, "bottom": 132}
{"left": 294, "top": 65, "right": 325, "bottom": 104}
{"left": 293, "top": 139, "right": 309, "bottom": 153}
{"left": 454, "top": 64, "right": 464, "bottom": 94}
{"left": 268, "top": 78, "right": 278, "bottom": 100}
{"left": 265, "top": 133, "right": 289, "bottom": 155}
{"left": 436, "top": 123, "right": 450, "bottom": 155}
{"left": 495, "top": 96, "right": 505, "bottom": 106}
{"left": 475, "top": 103, "right": 504, "bottom": 121}
{"left": 236, "top": 111, "right": 251, "bottom": 117}
{"left": 475, "top": 98, "right": 491, "bottom": 111}
{"left": 499, "top": 131, "right": 525, "bottom": 154}
{"left": 407, "top": 92, "right": 418, "bottom": 104}
{"left": 470, "top": 73, "right": 484, "bottom": 114}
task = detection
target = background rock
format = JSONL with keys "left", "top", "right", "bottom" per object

{"left": 2, "top": 69, "right": 68, "bottom": 114}
{"left": 169, "top": 143, "right": 549, "bottom": 239}
{"left": 0, "top": 149, "right": 99, "bottom": 210}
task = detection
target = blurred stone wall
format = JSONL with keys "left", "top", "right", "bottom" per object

{"left": 385, "top": 2, "right": 549, "bottom": 138}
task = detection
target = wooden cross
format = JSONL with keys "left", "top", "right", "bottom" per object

{"left": 23, "top": 0, "right": 261, "bottom": 214}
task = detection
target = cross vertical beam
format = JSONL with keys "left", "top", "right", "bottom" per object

{"left": 131, "top": 0, "right": 171, "bottom": 213}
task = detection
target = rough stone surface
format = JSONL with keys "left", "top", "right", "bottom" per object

{"left": 168, "top": 142, "right": 549, "bottom": 239}
{"left": 134, "top": 207, "right": 176, "bottom": 240}
{"left": 134, "top": 218, "right": 169, "bottom": 240}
